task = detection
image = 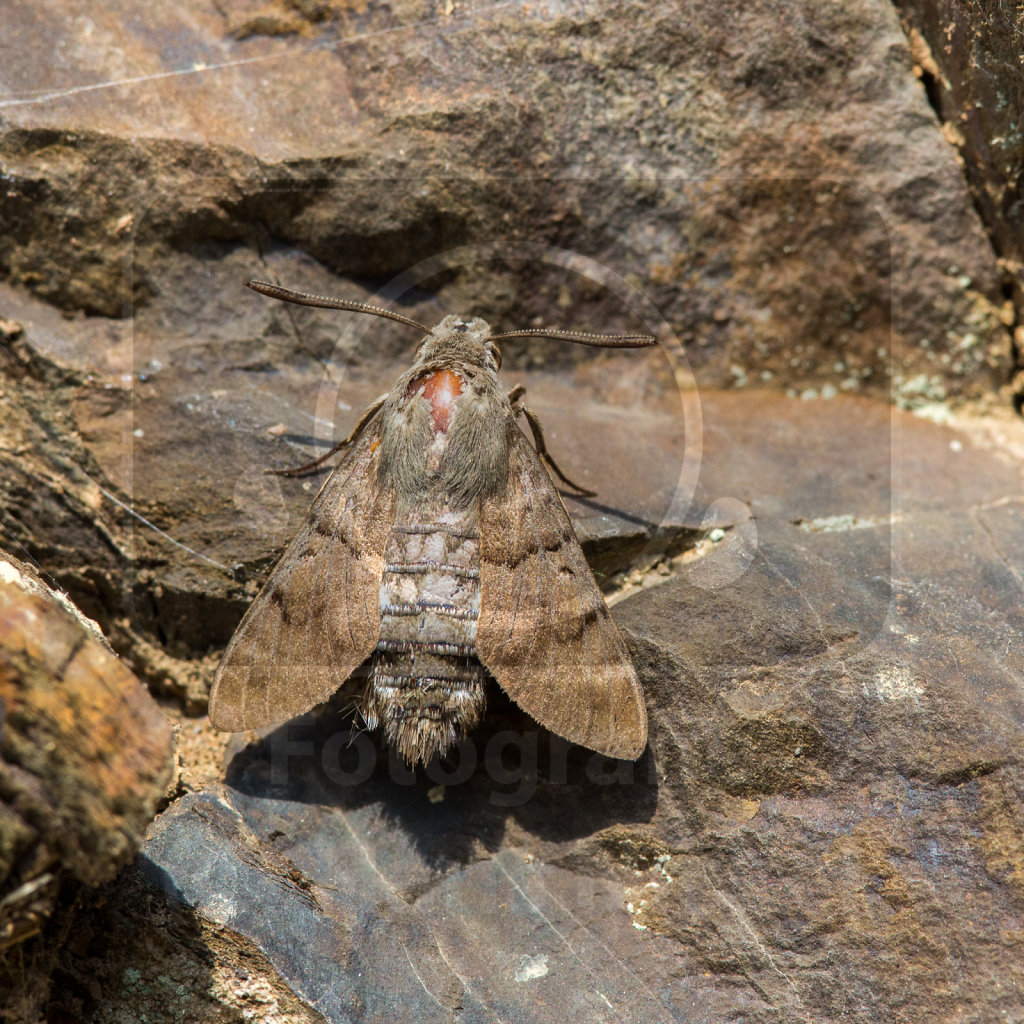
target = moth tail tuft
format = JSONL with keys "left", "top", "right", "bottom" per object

{"left": 359, "top": 666, "right": 485, "bottom": 766}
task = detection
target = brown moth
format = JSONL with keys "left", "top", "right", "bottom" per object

{"left": 209, "top": 280, "right": 652, "bottom": 764}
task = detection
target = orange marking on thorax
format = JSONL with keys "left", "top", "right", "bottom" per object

{"left": 409, "top": 369, "right": 464, "bottom": 433}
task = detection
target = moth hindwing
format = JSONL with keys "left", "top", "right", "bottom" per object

{"left": 209, "top": 281, "right": 653, "bottom": 764}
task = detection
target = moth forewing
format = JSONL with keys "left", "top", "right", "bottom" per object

{"left": 210, "top": 281, "right": 653, "bottom": 764}
{"left": 476, "top": 426, "right": 647, "bottom": 760}
{"left": 208, "top": 420, "right": 394, "bottom": 731}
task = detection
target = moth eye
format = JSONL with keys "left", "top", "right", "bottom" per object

{"left": 488, "top": 343, "right": 502, "bottom": 370}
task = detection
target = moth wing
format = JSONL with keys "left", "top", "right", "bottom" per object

{"left": 475, "top": 424, "right": 648, "bottom": 759}
{"left": 209, "top": 420, "right": 395, "bottom": 731}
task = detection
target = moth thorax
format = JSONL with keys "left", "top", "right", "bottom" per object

{"left": 408, "top": 369, "right": 464, "bottom": 433}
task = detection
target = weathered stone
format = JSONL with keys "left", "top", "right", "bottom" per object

{"left": 14, "top": 866, "right": 327, "bottom": 1024}
{"left": 615, "top": 395, "right": 1024, "bottom": 1020}
{"left": 0, "top": 0, "right": 1011, "bottom": 402}
{"left": 0, "top": 555, "right": 174, "bottom": 956}
{"left": 1, "top": 0, "right": 1017, "bottom": 717}
{"left": 895, "top": 2, "right": 1024, "bottom": 336}
{"left": 102, "top": 392, "right": 1024, "bottom": 1023}
{"left": 2, "top": 2, "right": 1023, "bottom": 1019}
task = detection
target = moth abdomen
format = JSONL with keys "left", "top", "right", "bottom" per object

{"left": 374, "top": 639, "right": 477, "bottom": 657}
{"left": 389, "top": 524, "right": 480, "bottom": 539}
{"left": 380, "top": 600, "right": 480, "bottom": 622}
{"left": 360, "top": 494, "right": 487, "bottom": 763}
{"left": 385, "top": 560, "right": 480, "bottom": 580}
{"left": 362, "top": 651, "right": 487, "bottom": 764}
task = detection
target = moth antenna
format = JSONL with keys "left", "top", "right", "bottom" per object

{"left": 248, "top": 280, "right": 430, "bottom": 334}
{"left": 490, "top": 327, "right": 656, "bottom": 349}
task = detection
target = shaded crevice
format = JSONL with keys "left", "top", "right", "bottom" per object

{"left": 1006, "top": 271, "right": 1024, "bottom": 414}
{"left": 892, "top": 4, "right": 1024, "bottom": 411}
{"left": 912, "top": 47, "right": 947, "bottom": 127}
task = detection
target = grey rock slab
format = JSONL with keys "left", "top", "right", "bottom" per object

{"left": 142, "top": 783, "right": 715, "bottom": 1023}
{"left": 609, "top": 400, "right": 1024, "bottom": 1020}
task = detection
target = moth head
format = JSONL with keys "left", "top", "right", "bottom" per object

{"left": 414, "top": 315, "right": 501, "bottom": 372}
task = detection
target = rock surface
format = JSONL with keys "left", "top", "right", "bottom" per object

{"left": 1, "top": 2, "right": 1023, "bottom": 1021}
{"left": 0, "top": 0, "right": 1012, "bottom": 403}
{"left": 107, "top": 392, "right": 1023, "bottom": 1024}
{"left": 0, "top": 0, "right": 1017, "bottom": 705}
{"left": 0, "top": 554, "right": 174, "bottom": 1013}
{"left": 895, "top": 1, "right": 1024, "bottom": 349}
{"left": 41, "top": 867, "right": 327, "bottom": 1024}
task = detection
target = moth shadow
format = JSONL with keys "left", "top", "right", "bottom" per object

{"left": 563, "top": 490, "right": 661, "bottom": 534}
{"left": 223, "top": 687, "right": 659, "bottom": 873}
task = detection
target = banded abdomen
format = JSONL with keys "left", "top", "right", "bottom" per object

{"left": 360, "top": 495, "right": 487, "bottom": 763}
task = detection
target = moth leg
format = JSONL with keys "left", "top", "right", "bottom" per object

{"left": 510, "top": 388, "right": 597, "bottom": 497}
{"left": 265, "top": 394, "right": 388, "bottom": 477}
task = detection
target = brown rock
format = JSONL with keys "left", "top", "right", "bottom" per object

{"left": 44, "top": 868, "right": 326, "bottom": 1024}
{"left": 61, "top": 392, "right": 1020, "bottom": 1024}
{"left": 0, "top": 555, "right": 173, "bottom": 956}
{"left": 0, "top": 0, "right": 1011, "bottom": 401}
{"left": 0, "top": 0, "right": 1017, "bottom": 722}
{"left": 895, "top": 2, "right": 1024, "bottom": 332}
{"left": 611, "top": 393, "right": 1024, "bottom": 1021}
{"left": 1, "top": 2, "right": 1022, "bottom": 1018}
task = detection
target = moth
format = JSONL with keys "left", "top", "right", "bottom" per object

{"left": 209, "top": 280, "right": 652, "bottom": 764}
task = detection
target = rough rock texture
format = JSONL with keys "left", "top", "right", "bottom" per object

{"left": 40, "top": 868, "right": 327, "bottom": 1024}
{"left": 0, "top": 0, "right": 1012, "bottom": 400}
{"left": 0, "top": 0, "right": 1016, "bottom": 700}
{"left": 69, "top": 392, "right": 1021, "bottom": 1024}
{"left": 2, "top": 2, "right": 1023, "bottom": 1021}
{"left": 617, "top": 398, "right": 1024, "bottom": 1022}
{"left": 0, "top": 555, "right": 174, "bottom": 1014}
{"left": 895, "top": 0, "right": 1024, "bottom": 384}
